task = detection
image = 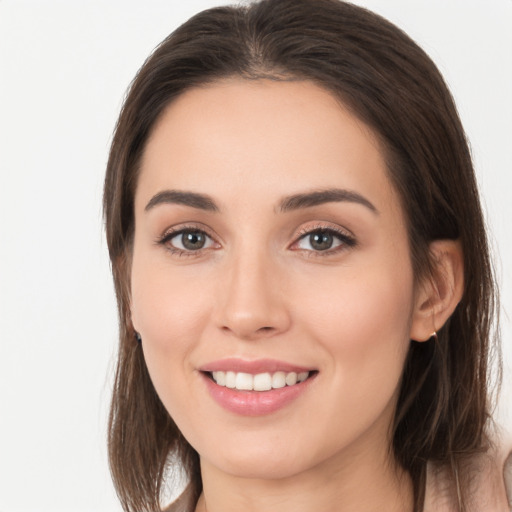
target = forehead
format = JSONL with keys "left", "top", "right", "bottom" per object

{"left": 137, "top": 78, "right": 400, "bottom": 218}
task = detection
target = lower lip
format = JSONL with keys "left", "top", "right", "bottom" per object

{"left": 201, "top": 373, "right": 316, "bottom": 416}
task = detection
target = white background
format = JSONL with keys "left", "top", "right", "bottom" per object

{"left": 0, "top": 1, "right": 510, "bottom": 511}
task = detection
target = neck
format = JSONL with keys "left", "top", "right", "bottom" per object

{"left": 196, "top": 439, "right": 413, "bottom": 512}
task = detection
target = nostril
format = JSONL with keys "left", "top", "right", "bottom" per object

{"left": 220, "top": 324, "right": 277, "bottom": 340}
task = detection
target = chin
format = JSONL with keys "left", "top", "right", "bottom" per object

{"left": 212, "top": 452, "right": 311, "bottom": 481}
{"left": 196, "top": 430, "right": 335, "bottom": 482}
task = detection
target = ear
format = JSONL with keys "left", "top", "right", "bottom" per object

{"left": 409, "top": 240, "right": 464, "bottom": 342}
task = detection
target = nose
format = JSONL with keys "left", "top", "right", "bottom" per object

{"left": 213, "top": 248, "right": 291, "bottom": 341}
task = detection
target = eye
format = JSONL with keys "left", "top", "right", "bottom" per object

{"left": 293, "top": 227, "right": 356, "bottom": 254}
{"left": 159, "top": 228, "right": 217, "bottom": 254}
{"left": 299, "top": 230, "right": 338, "bottom": 251}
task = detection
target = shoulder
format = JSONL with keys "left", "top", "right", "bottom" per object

{"left": 424, "top": 433, "right": 512, "bottom": 512}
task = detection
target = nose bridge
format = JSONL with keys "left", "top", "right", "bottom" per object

{"left": 215, "top": 239, "right": 290, "bottom": 339}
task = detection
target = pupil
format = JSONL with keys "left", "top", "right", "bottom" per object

{"left": 182, "top": 231, "right": 205, "bottom": 250}
{"left": 310, "top": 231, "right": 333, "bottom": 251}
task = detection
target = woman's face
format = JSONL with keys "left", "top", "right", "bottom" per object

{"left": 131, "top": 79, "right": 421, "bottom": 479}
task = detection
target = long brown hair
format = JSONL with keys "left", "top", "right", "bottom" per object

{"left": 103, "top": 1, "right": 500, "bottom": 510}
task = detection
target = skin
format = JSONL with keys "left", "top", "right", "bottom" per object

{"left": 130, "top": 79, "right": 463, "bottom": 512}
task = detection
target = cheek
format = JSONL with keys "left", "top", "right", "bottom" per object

{"left": 131, "top": 255, "right": 211, "bottom": 345}
{"left": 129, "top": 256, "right": 214, "bottom": 404}
{"left": 298, "top": 264, "right": 414, "bottom": 391}
{"left": 292, "top": 267, "right": 415, "bottom": 453}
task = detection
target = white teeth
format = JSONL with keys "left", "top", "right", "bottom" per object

{"left": 271, "top": 371, "right": 286, "bottom": 389}
{"left": 285, "top": 372, "right": 297, "bottom": 386}
{"left": 298, "top": 371, "right": 309, "bottom": 383}
{"left": 225, "top": 371, "right": 236, "bottom": 389}
{"left": 210, "top": 370, "right": 311, "bottom": 391}
{"left": 212, "top": 371, "right": 226, "bottom": 386}
{"left": 235, "top": 372, "right": 253, "bottom": 390}
{"left": 253, "top": 373, "right": 272, "bottom": 391}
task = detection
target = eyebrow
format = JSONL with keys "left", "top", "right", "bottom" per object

{"left": 144, "top": 187, "right": 378, "bottom": 215}
{"left": 279, "top": 188, "right": 378, "bottom": 214}
{"left": 145, "top": 190, "right": 219, "bottom": 212}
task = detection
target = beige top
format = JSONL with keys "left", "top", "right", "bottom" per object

{"left": 424, "top": 445, "right": 512, "bottom": 512}
{"left": 166, "top": 445, "right": 512, "bottom": 512}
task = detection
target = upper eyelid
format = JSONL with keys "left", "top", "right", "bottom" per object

{"left": 159, "top": 222, "right": 216, "bottom": 240}
{"left": 293, "top": 222, "right": 355, "bottom": 240}
{"left": 290, "top": 223, "right": 357, "bottom": 251}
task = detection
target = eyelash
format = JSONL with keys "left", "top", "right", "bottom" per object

{"left": 291, "top": 224, "right": 357, "bottom": 257}
{"left": 156, "top": 224, "right": 218, "bottom": 258}
{"left": 156, "top": 223, "right": 357, "bottom": 258}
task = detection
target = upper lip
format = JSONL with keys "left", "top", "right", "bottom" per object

{"left": 199, "top": 358, "right": 315, "bottom": 375}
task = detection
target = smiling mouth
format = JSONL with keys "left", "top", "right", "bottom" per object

{"left": 205, "top": 370, "right": 316, "bottom": 391}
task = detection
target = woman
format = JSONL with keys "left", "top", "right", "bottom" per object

{"left": 103, "top": 0, "right": 509, "bottom": 510}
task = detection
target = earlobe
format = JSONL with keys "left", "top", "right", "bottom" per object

{"left": 410, "top": 240, "right": 464, "bottom": 342}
